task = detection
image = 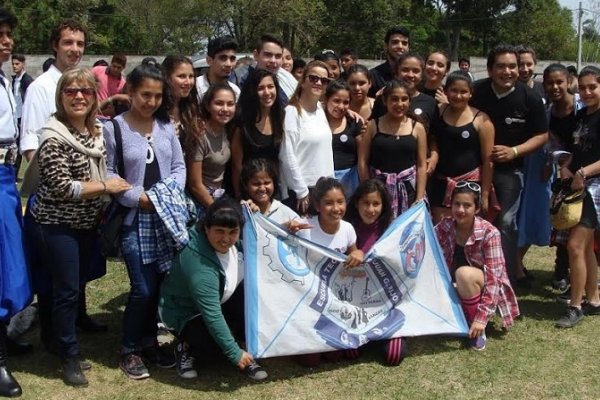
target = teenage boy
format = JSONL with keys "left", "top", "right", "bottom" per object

{"left": 10, "top": 54, "right": 33, "bottom": 128}
{"left": 340, "top": 48, "right": 357, "bottom": 81}
{"left": 93, "top": 53, "right": 128, "bottom": 117}
{"left": 368, "top": 27, "right": 410, "bottom": 97}
{"left": 516, "top": 45, "right": 545, "bottom": 99}
{"left": 196, "top": 36, "right": 241, "bottom": 100}
{"left": 471, "top": 44, "right": 548, "bottom": 284}
{"left": 459, "top": 57, "right": 474, "bottom": 81}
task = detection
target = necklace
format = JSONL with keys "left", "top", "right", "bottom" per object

{"left": 145, "top": 134, "right": 155, "bottom": 164}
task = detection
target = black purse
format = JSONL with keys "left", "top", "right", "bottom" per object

{"left": 98, "top": 120, "right": 128, "bottom": 258}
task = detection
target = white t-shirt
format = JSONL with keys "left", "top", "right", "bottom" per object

{"left": 298, "top": 215, "right": 357, "bottom": 254}
{"left": 217, "top": 247, "right": 244, "bottom": 304}
{"left": 0, "top": 75, "right": 18, "bottom": 142}
{"left": 279, "top": 103, "right": 334, "bottom": 198}
{"left": 196, "top": 75, "right": 241, "bottom": 102}
{"left": 264, "top": 199, "right": 299, "bottom": 224}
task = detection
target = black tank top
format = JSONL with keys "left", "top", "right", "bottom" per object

{"left": 432, "top": 107, "right": 482, "bottom": 177}
{"left": 241, "top": 125, "right": 280, "bottom": 164}
{"left": 370, "top": 118, "right": 417, "bottom": 173}
{"left": 332, "top": 118, "right": 362, "bottom": 170}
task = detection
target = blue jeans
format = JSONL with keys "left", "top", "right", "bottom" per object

{"left": 33, "top": 223, "right": 95, "bottom": 358}
{"left": 493, "top": 168, "right": 524, "bottom": 281}
{"left": 120, "top": 220, "right": 163, "bottom": 353}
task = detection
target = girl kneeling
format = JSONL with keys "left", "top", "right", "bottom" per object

{"left": 159, "top": 199, "right": 267, "bottom": 380}
{"left": 434, "top": 182, "right": 519, "bottom": 350}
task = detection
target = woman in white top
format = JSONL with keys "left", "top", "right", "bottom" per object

{"left": 280, "top": 60, "right": 334, "bottom": 215}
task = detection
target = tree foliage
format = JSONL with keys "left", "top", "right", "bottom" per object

{"left": 1, "top": 0, "right": 590, "bottom": 61}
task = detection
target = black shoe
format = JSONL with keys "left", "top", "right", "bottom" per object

{"left": 0, "top": 366, "right": 22, "bottom": 397}
{"left": 62, "top": 358, "right": 88, "bottom": 387}
{"left": 5, "top": 339, "right": 32, "bottom": 357}
{"left": 582, "top": 301, "right": 600, "bottom": 316}
{"left": 245, "top": 361, "right": 268, "bottom": 381}
{"left": 76, "top": 315, "right": 108, "bottom": 333}
{"left": 141, "top": 345, "right": 175, "bottom": 369}
{"left": 555, "top": 306, "right": 584, "bottom": 328}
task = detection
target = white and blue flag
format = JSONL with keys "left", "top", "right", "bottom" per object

{"left": 243, "top": 202, "right": 468, "bottom": 358}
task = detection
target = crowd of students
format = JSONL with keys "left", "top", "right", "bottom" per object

{"left": 1, "top": 7, "right": 600, "bottom": 397}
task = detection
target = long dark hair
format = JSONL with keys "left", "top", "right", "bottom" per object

{"left": 238, "top": 69, "right": 284, "bottom": 147}
{"left": 126, "top": 64, "right": 170, "bottom": 123}
{"left": 346, "top": 179, "right": 393, "bottom": 234}
{"left": 162, "top": 55, "right": 203, "bottom": 160}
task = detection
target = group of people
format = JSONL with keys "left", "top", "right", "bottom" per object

{"left": 1, "top": 7, "right": 600, "bottom": 397}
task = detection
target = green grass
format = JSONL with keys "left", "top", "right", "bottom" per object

{"left": 8, "top": 246, "right": 600, "bottom": 399}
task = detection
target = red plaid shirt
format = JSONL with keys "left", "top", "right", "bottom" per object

{"left": 435, "top": 216, "right": 520, "bottom": 328}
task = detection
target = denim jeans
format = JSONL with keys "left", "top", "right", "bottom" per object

{"left": 33, "top": 223, "right": 95, "bottom": 358}
{"left": 120, "top": 220, "right": 164, "bottom": 353}
{"left": 493, "top": 168, "right": 524, "bottom": 281}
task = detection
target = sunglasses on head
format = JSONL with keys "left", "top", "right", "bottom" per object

{"left": 62, "top": 87, "right": 95, "bottom": 98}
{"left": 307, "top": 74, "right": 331, "bottom": 86}
{"left": 455, "top": 181, "right": 481, "bottom": 192}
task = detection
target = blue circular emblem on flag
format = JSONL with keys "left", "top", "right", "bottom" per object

{"left": 398, "top": 221, "right": 425, "bottom": 278}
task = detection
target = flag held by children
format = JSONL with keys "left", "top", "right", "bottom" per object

{"left": 243, "top": 202, "right": 468, "bottom": 358}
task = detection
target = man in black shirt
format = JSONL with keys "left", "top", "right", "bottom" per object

{"left": 471, "top": 44, "right": 548, "bottom": 284}
{"left": 368, "top": 27, "right": 410, "bottom": 97}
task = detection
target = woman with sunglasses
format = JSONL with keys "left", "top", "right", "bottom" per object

{"left": 434, "top": 182, "right": 519, "bottom": 351}
{"left": 26, "top": 68, "right": 131, "bottom": 386}
{"left": 280, "top": 60, "right": 334, "bottom": 214}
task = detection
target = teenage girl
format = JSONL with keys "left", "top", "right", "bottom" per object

{"left": 429, "top": 71, "right": 494, "bottom": 224}
{"left": 162, "top": 55, "right": 202, "bottom": 157}
{"left": 555, "top": 66, "right": 600, "bottom": 328}
{"left": 434, "top": 182, "right": 519, "bottom": 350}
{"left": 421, "top": 51, "right": 451, "bottom": 104}
{"left": 324, "top": 81, "right": 363, "bottom": 196}
{"left": 347, "top": 64, "right": 375, "bottom": 121}
{"left": 232, "top": 69, "right": 284, "bottom": 198}
{"left": 543, "top": 63, "right": 584, "bottom": 291}
{"left": 357, "top": 80, "right": 427, "bottom": 218}
{"left": 344, "top": 179, "right": 405, "bottom": 364}
{"left": 241, "top": 158, "right": 298, "bottom": 223}
{"left": 314, "top": 50, "right": 341, "bottom": 80}
{"left": 186, "top": 83, "right": 236, "bottom": 209}
{"left": 288, "top": 177, "right": 364, "bottom": 367}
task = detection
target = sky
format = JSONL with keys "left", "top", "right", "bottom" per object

{"left": 558, "top": 0, "right": 593, "bottom": 27}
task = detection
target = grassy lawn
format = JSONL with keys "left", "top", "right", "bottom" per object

{"left": 8, "top": 245, "right": 600, "bottom": 400}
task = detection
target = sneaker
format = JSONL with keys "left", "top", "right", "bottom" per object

{"left": 174, "top": 341, "right": 197, "bottom": 379}
{"left": 142, "top": 344, "right": 176, "bottom": 369}
{"left": 119, "top": 353, "right": 150, "bottom": 380}
{"left": 557, "top": 288, "right": 572, "bottom": 304}
{"left": 469, "top": 333, "right": 487, "bottom": 351}
{"left": 62, "top": 357, "right": 88, "bottom": 387}
{"left": 552, "top": 278, "right": 570, "bottom": 293}
{"left": 245, "top": 361, "right": 268, "bottom": 381}
{"left": 384, "top": 337, "right": 406, "bottom": 365}
{"left": 555, "top": 306, "right": 584, "bottom": 328}
{"left": 582, "top": 301, "right": 600, "bottom": 316}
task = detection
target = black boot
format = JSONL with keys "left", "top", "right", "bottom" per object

{"left": 0, "top": 323, "right": 22, "bottom": 397}
{"left": 61, "top": 357, "right": 88, "bottom": 387}
{"left": 76, "top": 287, "right": 107, "bottom": 333}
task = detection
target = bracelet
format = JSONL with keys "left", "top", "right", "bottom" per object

{"left": 577, "top": 168, "right": 586, "bottom": 180}
{"left": 512, "top": 146, "right": 519, "bottom": 158}
{"left": 100, "top": 180, "right": 107, "bottom": 194}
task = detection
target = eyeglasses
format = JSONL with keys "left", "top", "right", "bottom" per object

{"left": 62, "top": 87, "right": 95, "bottom": 98}
{"left": 307, "top": 74, "right": 331, "bottom": 86}
{"left": 455, "top": 181, "right": 481, "bottom": 192}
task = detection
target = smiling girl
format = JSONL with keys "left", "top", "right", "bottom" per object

{"left": 325, "top": 81, "right": 362, "bottom": 196}
{"left": 232, "top": 69, "right": 284, "bottom": 198}
{"left": 347, "top": 64, "right": 374, "bottom": 121}
{"left": 420, "top": 51, "right": 450, "bottom": 103}
{"left": 280, "top": 60, "right": 334, "bottom": 215}
{"left": 187, "top": 84, "right": 236, "bottom": 210}
{"left": 358, "top": 80, "right": 427, "bottom": 217}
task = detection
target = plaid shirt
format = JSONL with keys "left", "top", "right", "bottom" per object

{"left": 138, "top": 178, "right": 197, "bottom": 273}
{"left": 435, "top": 216, "right": 520, "bottom": 328}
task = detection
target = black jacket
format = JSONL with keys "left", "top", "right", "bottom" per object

{"left": 12, "top": 72, "right": 33, "bottom": 100}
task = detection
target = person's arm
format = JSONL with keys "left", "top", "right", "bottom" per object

{"left": 279, "top": 107, "right": 310, "bottom": 211}
{"left": 472, "top": 227, "right": 505, "bottom": 327}
{"left": 492, "top": 131, "right": 548, "bottom": 163}
{"left": 345, "top": 244, "right": 364, "bottom": 268}
{"left": 187, "top": 160, "right": 214, "bottom": 208}
{"left": 180, "top": 248, "right": 245, "bottom": 366}
{"left": 78, "top": 178, "right": 131, "bottom": 199}
{"left": 103, "top": 122, "right": 145, "bottom": 208}
{"left": 168, "top": 126, "right": 187, "bottom": 186}
{"left": 475, "top": 111, "right": 495, "bottom": 215}
{"left": 414, "top": 122, "right": 428, "bottom": 201}
{"left": 571, "top": 159, "right": 600, "bottom": 191}
{"left": 231, "top": 127, "right": 244, "bottom": 198}
{"left": 357, "top": 120, "right": 375, "bottom": 182}
{"left": 20, "top": 82, "right": 48, "bottom": 161}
